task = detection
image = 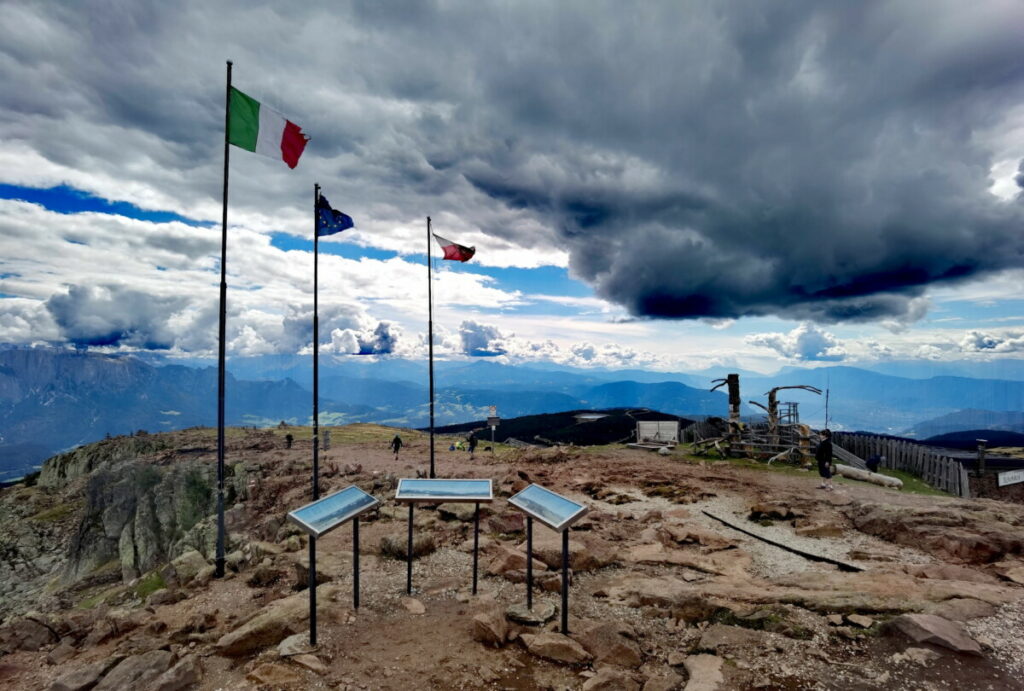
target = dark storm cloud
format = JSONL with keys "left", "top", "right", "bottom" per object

{"left": 2, "top": 1, "right": 1023, "bottom": 323}
{"left": 45, "top": 284, "right": 187, "bottom": 349}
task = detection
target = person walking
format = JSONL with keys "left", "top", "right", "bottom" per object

{"left": 816, "top": 429, "right": 834, "bottom": 491}
{"left": 468, "top": 433, "right": 478, "bottom": 460}
{"left": 389, "top": 434, "right": 403, "bottom": 461}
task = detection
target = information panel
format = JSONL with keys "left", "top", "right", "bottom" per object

{"left": 508, "top": 484, "right": 588, "bottom": 532}
{"left": 394, "top": 478, "right": 493, "bottom": 503}
{"left": 288, "top": 485, "right": 379, "bottom": 538}
{"left": 997, "top": 469, "right": 1024, "bottom": 488}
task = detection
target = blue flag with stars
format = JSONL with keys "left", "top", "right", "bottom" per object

{"left": 316, "top": 194, "right": 354, "bottom": 236}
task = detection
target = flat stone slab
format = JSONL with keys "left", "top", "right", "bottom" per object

{"left": 506, "top": 602, "right": 556, "bottom": 626}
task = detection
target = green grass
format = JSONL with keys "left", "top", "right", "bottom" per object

{"left": 31, "top": 501, "right": 80, "bottom": 522}
{"left": 135, "top": 571, "right": 167, "bottom": 599}
{"left": 873, "top": 468, "right": 950, "bottom": 496}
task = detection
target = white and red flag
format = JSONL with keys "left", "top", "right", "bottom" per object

{"left": 432, "top": 234, "right": 476, "bottom": 262}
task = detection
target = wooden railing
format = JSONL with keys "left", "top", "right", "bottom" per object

{"left": 832, "top": 433, "right": 971, "bottom": 498}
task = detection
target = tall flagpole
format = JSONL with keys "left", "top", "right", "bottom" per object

{"left": 215, "top": 60, "right": 232, "bottom": 579}
{"left": 427, "top": 216, "right": 435, "bottom": 478}
{"left": 313, "top": 182, "right": 321, "bottom": 501}
{"left": 310, "top": 182, "right": 320, "bottom": 646}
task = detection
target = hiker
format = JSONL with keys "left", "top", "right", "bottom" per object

{"left": 816, "top": 429, "right": 834, "bottom": 491}
{"left": 285, "top": 433, "right": 294, "bottom": 449}
{"left": 468, "top": 433, "right": 478, "bottom": 460}
{"left": 389, "top": 434, "right": 403, "bottom": 460}
{"left": 866, "top": 453, "right": 880, "bottom": 473}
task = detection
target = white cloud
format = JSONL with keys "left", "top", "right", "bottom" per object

{"left": 746, "top": 323, "right": 847, "bottom": 362}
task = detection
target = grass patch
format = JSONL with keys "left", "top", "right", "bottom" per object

{"left": 875, "top": 469, "right": 950, "bottom": 496}
{"left": 135, "top": 571, "right": 167, "bottom": 599}
{"left": 78, "top": 583, "right": 127, "bottom": 610}
{"left": 31, "top": 501, "right": 80, "bottom": 522}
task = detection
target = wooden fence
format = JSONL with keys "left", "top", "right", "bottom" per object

{"left": 832, "top": 433, "right": 971, "bottom": 498}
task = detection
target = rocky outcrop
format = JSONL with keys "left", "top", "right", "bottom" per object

{"left": 39, "top": 436, "right": 170, "bottom": 489}
{"left": 64, "top": 460, "right": 247, "bottom": 583}
{"left": 215, "top": 584, "right": 342, "bottom": 656}
{"left": 885, "top": 613, "right": 982, "bottom": 655}
{"left": 521, "top": 632, "right": 592, "bottom": 664}
{"left": 846, "top": 501, "right": 1024, "bottom": 564}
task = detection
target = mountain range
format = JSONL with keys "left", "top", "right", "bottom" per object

{"left": 1, "top": 347, "right": 1022, "bottom": 482}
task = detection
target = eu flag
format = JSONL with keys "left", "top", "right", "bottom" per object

{"left": 316, "top": 194, "right": 354, "bottom": 236}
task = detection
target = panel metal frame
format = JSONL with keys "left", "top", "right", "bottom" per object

{"left": 288, "top": 485, "right": 380, "bottom": 538}
{"left": 508, "top": 483, "right": 588, "bottom": 532}
{"left": 394, "top": 478, "right": 494, "bottom": 503}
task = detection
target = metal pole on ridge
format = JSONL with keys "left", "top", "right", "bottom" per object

{"left": 309, "top": 182, "right": 321, "bottom": 647}
{"left": 215, "top": 59, "right": 232, "bottom": 580}
{"left": 426, "top": 216, "right": 436, "bottom": 478}
{"left": 313, "top": 182, "right": 321, "bottom": 502}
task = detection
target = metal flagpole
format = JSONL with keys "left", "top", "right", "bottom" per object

{"left": 215, "top": 59, "right": 232, "bottom": 579}
{"left": 313, "top": 182, "right": 321, "bottom": 502}
{"left": 309, "top": 182, "right": 321, "bottom": 646}
{"left": 427, "top": 217, "right": 436, "bottom": 478}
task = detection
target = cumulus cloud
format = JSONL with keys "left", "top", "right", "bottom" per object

{"left": 459, "top": 320, "right": 507, "bottom": 356}
{"left": 329, "top": 321, "right": 404, "bottom": 356}
{"left": 746, "top": 323, "right": 847, "bottom": 361}
{"left": 0, "top": 1, "right": 1021, "bottom": 327}
{"left": 960, "top": 330, "right": 1024, "bottom": 354}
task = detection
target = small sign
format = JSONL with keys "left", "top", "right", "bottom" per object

{"left": 288, "top": 485, "right": 379, "bottom": 538}
{"left": 395, "top": 478, "right": 493, "bottom": 503}
{"left": 487, "top": 416, "right": 500, "bottom": 428}
{"left": 509, "top": 484, "right": 588, "bottom": 532}
{"left": 997, "top": 469, "right": 1024, "bottom": 488}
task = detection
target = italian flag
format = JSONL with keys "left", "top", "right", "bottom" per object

{"left": 228, "top": 87, "right": 309, "bottom": 169}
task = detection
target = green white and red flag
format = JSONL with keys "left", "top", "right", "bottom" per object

{"left": 228, "top": 87, "right": 309, "bottom": 169}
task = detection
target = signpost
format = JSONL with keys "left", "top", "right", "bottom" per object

{"left": 997, "top": 469, "right": 1024, "bottom": 488}
{"left": 394, "top": 478, "right": 494, "bottom": 595}
{"left": 288, "top": 485, "right": 379, "bottom": 645}
{"left": 508, "top": 484, "right": 589, "bottom": 634}
{"left": 487, "top": 406, "right": 500, "bottom": 454}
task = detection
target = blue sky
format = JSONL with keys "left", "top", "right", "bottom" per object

{"left": 0, "top": 1, "right": 1022, "bottom": 374}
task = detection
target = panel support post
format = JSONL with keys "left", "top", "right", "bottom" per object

{"left": 309, "top": 535, "right": 317, "bottom": 646}
{"left": 472, "top": 502, "right": 480, "bottom": 595}
{"left": 560, "top": 529, "right": 569, "bottom": 634}
{"left": 353, "top": 517, "right": 360, "bottom": 609}
{"left": 406, "top": 504, "right": 414, "bottom": 594}
{"left": 526, "top": 516, "right": 533, "bottom": 610}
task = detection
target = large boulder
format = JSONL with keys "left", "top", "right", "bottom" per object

{"left": 885, "top": 614, "right": 982, "bottom": 655}
{"left": 215, "top": 584, "right": 342, "bottom": 656}
{"left": 517, "top": 531, "right": 618, "bottom": 572}
{"left": 697, "top": 625, "right": 774, "bottom": 654}
{"left": 471, "top": 610, "right": 508, "bottom": 647}
{"left": 574, "top": 622, "right": 642, "bottom": 668}
{"left": 582, "top": 668, "right": 640, "bottom": 691}
{"left": 683, "top": 654, "right": 725, "bottom": 691}
{"left": 487, "top": 545, "right": 547, "bottom": 576}
{"left": 152, "top": 655, "right": 202, "bottom": 691}
{"left": 521, "top": 632, "right": 592, "bottom": 664}
{"left": 48, "top": 656, "right": 126, "bottom": 691}
{"left": 0, "top": 614, "right": 59, "bottom": 652}
{"left": 170, "top": 550, "right": 208, "bottom": 585}
{"left": 94, "top": 650, "right": 176, "bottom": 691}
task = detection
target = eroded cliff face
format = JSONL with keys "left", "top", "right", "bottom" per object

{"left": 64, "top": 459, "right": 248, "bottom": 582}
{"left": 38, "top": 435, "right": 170, "bottom": 490}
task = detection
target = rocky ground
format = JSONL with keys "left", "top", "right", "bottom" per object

{"left": 1, "top": 424, "right": 1023, "bottom": 690}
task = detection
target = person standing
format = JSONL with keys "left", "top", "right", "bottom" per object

{"left": 468, "top": 433, "right": 478, "bottom": 460}
{"left": 816, "top": 429, "right": 834, "bottom": 491}
{"left": 389, "top": 434, "right": 403, "bottom": 460}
